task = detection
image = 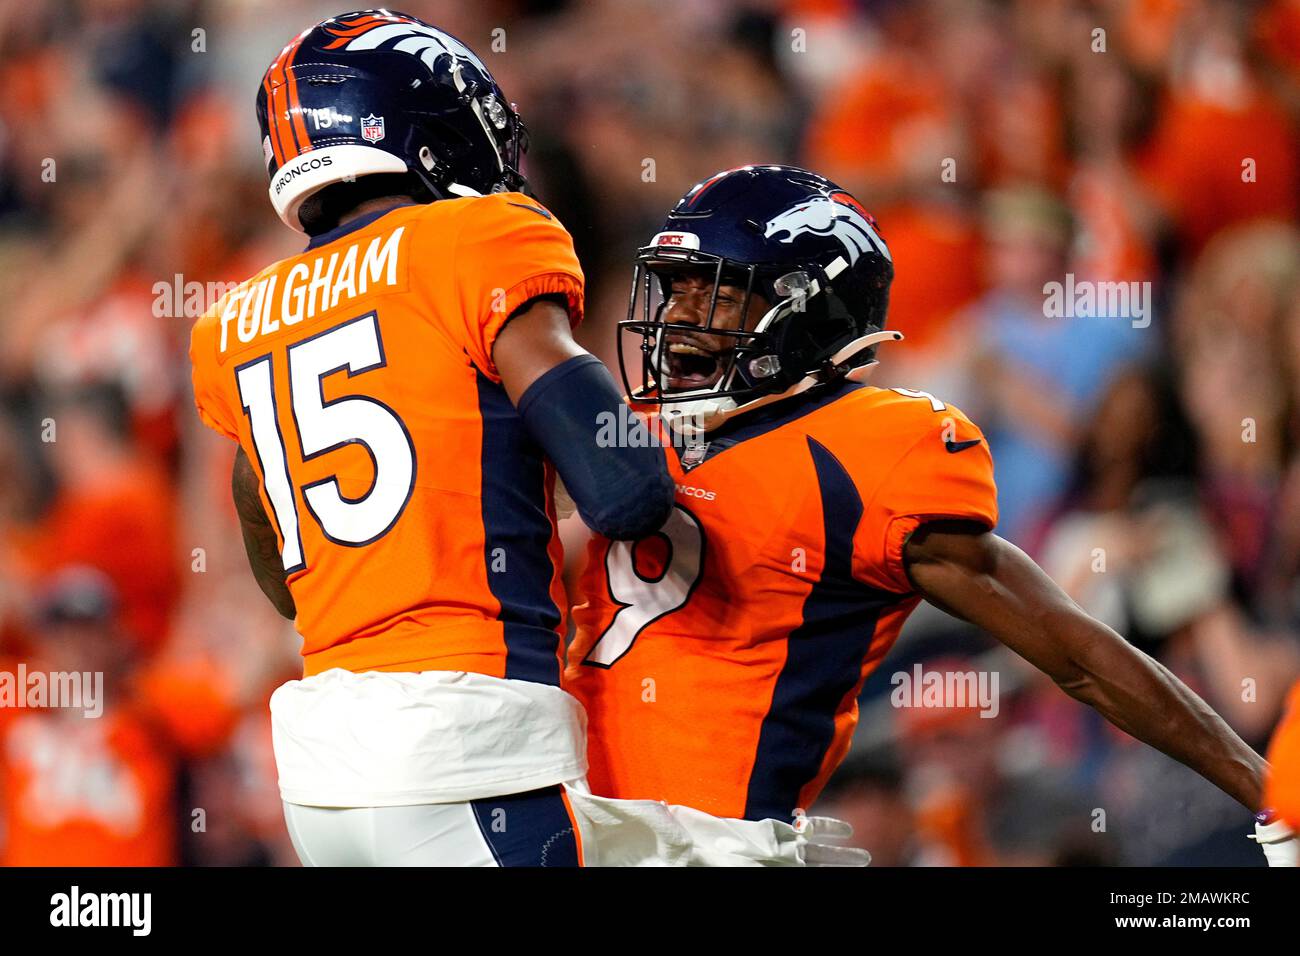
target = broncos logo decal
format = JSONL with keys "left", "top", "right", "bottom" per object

{"left": 322, "top": 13, "right": 491, "bottom": 77}
{"left": 763, "top": 193, "right": 891, "bottom": 265}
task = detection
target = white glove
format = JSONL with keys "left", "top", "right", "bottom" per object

{"left": 792, "top": 812, "right": 871, "bottom": 867}
{"left": 1248, "top": 812, "right": 1298, "bottom": 867}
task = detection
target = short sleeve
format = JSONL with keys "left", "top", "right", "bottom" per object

{"left": 450, "top": 194, "right": 585, "bottom": 382}
{"left": 852, "top": 408, "right": 998, "bottom": 593}
{"left": 189, "top": 312, "right": 239, "bottom": 442}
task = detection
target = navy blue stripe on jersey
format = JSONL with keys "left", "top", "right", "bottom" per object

{"left": 517, "top": 354, "right": 674, "bottom": 540}
{"left": 470, "top": 785, "right": 581, "bottom": 867}
{"left": 476, "top": 370, "right": 563, "bottom": 685}
{"left": 743, "top": 435, "right": 896, "bottom": 822}
{"left": 675, "top": 379, "right": 864, "bottom": 471}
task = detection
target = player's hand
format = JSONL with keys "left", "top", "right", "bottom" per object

{"left": 792, "top": 813, "right": 871, "bottom": 867}
{"left": 1249, "top": 812, "right": 1298, "bottom": 867}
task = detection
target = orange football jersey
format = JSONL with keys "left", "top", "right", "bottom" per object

{"left": 190, "top": 194, "right": 583, "bottom": 682}
{"left": 564, "top": 383, "right": 998, "bottom": 821}
{"left": 1265, "top": 678, "right": 1300, "bottom": 830}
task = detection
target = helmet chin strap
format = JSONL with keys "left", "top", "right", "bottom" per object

{"left": 830, "top": 328, "right": 905, "bottom": 379}
{"left": 664, "top": 329, "right": 904, "bottom": 440}
{"left": 659, "top": 395, "right": 739, "bottom": 439}
{"left": 412, "top": 143, "right": 486, "bottom": 200}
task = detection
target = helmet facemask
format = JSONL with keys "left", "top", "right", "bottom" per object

{"left": 620, "top": 249, "right": 769, "bottom": 412}
{"left": 618, "top": 246, "right": 858, "bottom": 418}
{"left": 404, "top": 69, "right": 529, "bottom": 199}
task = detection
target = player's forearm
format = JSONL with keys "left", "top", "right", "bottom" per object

{"left": 1050, "top": 614, "right": 1266, "bottom": 811}
{"left": 237, "top": 521, "right": 297, "bottom": 620}
{"left": 993, "top": 542, "right": 1268, "bottom": 811}
{"left": 232, "top": 448, "right": 297, "bottom": 620}
{"left": 496, "top": 299, "right": 674, "bottom": 540}
{"left": 905, "top": 527, "right": 1266, "bottom": 811}
{"left": 514, "top": 354, "right": 674, "bottom": 540}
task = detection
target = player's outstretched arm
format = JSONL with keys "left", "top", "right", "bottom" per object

{"left": 494, "top": 297, "right": 675, "bottom": 541}
{"left": 902, "top": 519, "right": 1266, "bottom": 812}
{"left": 232, "top": 446, "right": 296, "bottom": 620}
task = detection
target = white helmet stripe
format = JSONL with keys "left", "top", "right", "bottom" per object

{"left": 344, "top": 23, "right": 491, "bottom": 75}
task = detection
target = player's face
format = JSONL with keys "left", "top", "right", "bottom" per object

{"left": 660, "top": 272, "right": 771, "bottom": 391}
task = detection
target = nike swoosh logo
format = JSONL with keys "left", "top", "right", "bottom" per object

{"left": 945, "top": 438, "right": 982, "bottom": 454}
{"left": 507, "top": 201, "right": 552, "bottom": 220}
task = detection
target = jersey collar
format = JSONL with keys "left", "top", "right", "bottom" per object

{"left": 670, "top": 377, "right": 864, "bottom": 472}
{"left": 304, "top": 202, "right": 418, "bottom": 251}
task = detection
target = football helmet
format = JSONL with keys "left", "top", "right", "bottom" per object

{"left": 619, "top": 165, "right": 896, "bottom": 419}
{"left": 256, "top": 10, "right": 527, "bottom": 232}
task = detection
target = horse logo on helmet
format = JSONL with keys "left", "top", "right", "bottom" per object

{"left": 763, "top": 193, "right": 891, "bottom": 266}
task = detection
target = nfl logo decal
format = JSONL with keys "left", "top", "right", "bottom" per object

{"left": 360, "top": 114, "right": 385, "bottom": 143}
{"left": 682, "top": 442, "right": 709, "bottom": 469}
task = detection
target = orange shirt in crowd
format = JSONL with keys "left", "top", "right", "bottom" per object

{"left": 0, "top": 707, "right": 176, "bottom": 866}
{"left": 804, "top": 51, "right": 954, "bottom": 191}
{"left": 0, "top": 658, "right": 241, "bottom": 866}
{"left": 871, "top": 202, "right": 983, "bottom": 351}
{"left": 1140, "top": 88, "right": 1298, "bottom": 252}
{"left": 11, "top": 458, "right": 179, "bottom": 655}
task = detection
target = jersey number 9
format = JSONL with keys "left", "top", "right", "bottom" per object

{"left": 583, "top": 505, "right": 705, "bottom": 667}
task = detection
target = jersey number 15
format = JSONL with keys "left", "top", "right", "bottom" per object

{"left": 234, "top": 312, "right": 417, "bottom": 572}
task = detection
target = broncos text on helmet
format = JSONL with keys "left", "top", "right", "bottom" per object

{"left": 257, "top": 10, "right": 527, "bottom": 232}
{"left": 620, "top": 165, "right": 898, "bottom": 421}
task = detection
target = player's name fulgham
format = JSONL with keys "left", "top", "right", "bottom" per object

{"left": 213, "top": 225, "right": 407, "bottom": 353}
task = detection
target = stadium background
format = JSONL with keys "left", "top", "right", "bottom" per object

{"left": 0, "top": 0, "right": 1298, "bottom": 865}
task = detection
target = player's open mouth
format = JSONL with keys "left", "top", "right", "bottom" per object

{"left": 664, "top": 340, "right": 724, "bottom": 390}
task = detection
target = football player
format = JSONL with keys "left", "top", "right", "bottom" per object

{"left": 189, "top": 10, "right": 684, "bottom": 866}
{"left": 192, "top": 13, "right": 859, "bottom": 869}
{"left": 563, "top": 164, "right": 1297, "bottom": 864}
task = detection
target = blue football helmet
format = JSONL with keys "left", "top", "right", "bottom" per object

{"left": 256, "top": 10, "right": 527, "bottom": 232}
{"left": 620, "top": 165, "right": 896, "bottom": 414}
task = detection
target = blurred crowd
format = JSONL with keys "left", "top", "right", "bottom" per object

{"left": 0, "top": 0, "right": 1297, "bottom": 866}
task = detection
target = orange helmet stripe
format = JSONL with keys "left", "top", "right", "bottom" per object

{"left": 263, "top": 29, "right": 311, "bottom": 163}
{"left": 321, "top": 13, "right": 409, "bottom": 49}
{"left": 263, "top": 71, "right": 287, "bottom": 166}
{"left": 272, "top": 81, "right": 294, "bottom": 160}
{"left": 281, "top": 31, "right": 312, "bottom": 156}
